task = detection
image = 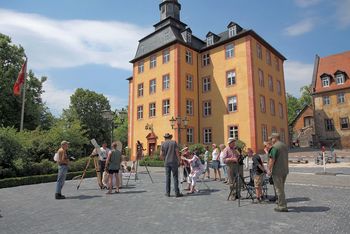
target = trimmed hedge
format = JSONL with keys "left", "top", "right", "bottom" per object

{"left": 139, "top": 160, "right": 164, "bottom": 167}
{"left": 0, "top": 170, "right": 96, "bottom": 189}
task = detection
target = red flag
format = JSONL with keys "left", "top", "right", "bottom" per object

{"left": 13, "top": 59, "right": 27, "bottom": 96}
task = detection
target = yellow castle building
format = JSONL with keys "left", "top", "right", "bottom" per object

{"left": 128, "top": 0, "right": 288, "bottom": 160}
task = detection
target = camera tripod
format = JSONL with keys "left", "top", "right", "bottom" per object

{"left": 75, "top": 154, "right": 103, "bottom": 190}
{"left": 227, "top": 164, "right": 254, "bottom": 207}
{"left": 125, "top": 159, "right": 154, "bottom": 187}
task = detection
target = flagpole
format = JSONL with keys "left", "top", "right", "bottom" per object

{"left": 19, "top": 57, "right": 27, "bottom": 132}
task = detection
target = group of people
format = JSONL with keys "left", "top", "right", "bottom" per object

{"left": 160, "top": 132, "right": 289, "bottom": 212}
{"left": 54, "top": 140, "right": 122, "bottom": 199}
{"left": 55, "top": 131, "right": 289, "bottom": 212}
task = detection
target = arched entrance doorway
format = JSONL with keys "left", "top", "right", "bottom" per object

{"left": 146, "top": 132, "right": 158, "bottom": 157}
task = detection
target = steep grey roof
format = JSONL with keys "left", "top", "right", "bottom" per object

{"left": 131, "top": 18, "right": 205, "bottom": 62}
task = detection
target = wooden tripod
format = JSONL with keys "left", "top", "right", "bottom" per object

{"left": 75, "top": 155, "right": 103, "bottom": 190}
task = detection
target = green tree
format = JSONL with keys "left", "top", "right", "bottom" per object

{"left": 287, "top": 93, "right": 302, "bottom": 125}
{"left": 65, "top": 88, "right": 111, "bottom": 144}
{"left": 0, "top": 33, "right": 53, "bottom": 130}
{"left": 299, "top": 85, "right": 312, "bottom": 107}
{"left": 114, "top": 108, "right": 128, "bottom": 149}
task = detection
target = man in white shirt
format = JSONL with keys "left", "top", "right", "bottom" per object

{"left": 99, "top": 142, "right": 110, "bottom": 182}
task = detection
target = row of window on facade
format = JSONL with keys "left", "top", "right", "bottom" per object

{"left": 183, "top": 126, "right": 239, "bottom": 144}
{"left": 324, "top": 117, "right": 349, "bottom": 131}
{"left": 136, "top": 97, "right": 284, "bottom": 120}
{"left": 137, "top": 42, "right": 281, "bottom": 73}
{"left": 322, "top": 93, "right": 347, "bottom": 105}
{"left": 321, "top": 72, "right": 347, "bottom": 87}
{"left": 137, "top": 71, "right": 283, "bottom": 97}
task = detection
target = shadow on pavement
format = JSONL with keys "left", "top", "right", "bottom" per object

{"left": 66, "top": 195, "right": 102, "bottom": 200}
{"left": 288, "top": 206, "right": 330, "bottom": 213}
{"left": 119, "top": 190, "right": 147, "bottom": 194}
{"left": 286, "top": 197, "right": 311, "bottom": 203}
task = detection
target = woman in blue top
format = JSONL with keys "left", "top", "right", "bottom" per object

{"left": 105, "top": 142, "right": 121, "bottom": 194}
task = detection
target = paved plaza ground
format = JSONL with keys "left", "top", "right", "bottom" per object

{"left": 1, "top": 164, "right": 350, "bottom": 234}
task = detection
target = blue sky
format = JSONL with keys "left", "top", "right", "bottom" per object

{"left": 1, "top": 0, "right": 349, "bottom": 115}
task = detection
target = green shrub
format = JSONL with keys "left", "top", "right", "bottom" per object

{"left": 0, "top": 170, "right": 96, "bottom": 188}
{"left": 189, "top": 143, "right": 206, "bottom": 155}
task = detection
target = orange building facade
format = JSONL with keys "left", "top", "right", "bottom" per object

{"left": 128, "top": 0, "right": 288, "bottom": 160}
{"left": 312, "top": 51, "right": 350, "bottom": 148}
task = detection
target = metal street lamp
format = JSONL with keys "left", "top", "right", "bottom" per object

{"left": 102, "top": 109, "right": 127, "bottom": 146}
{"left": 169, "top": 116, "right": 188, "bottom": 145}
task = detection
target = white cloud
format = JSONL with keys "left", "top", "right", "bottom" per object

{"left": 0, "top": 8, "right": 152, "bottom": 71}
{"left": 41, "top": 79, "right": 74, "bottom": 115}
{"left": 284, "top": 60, "right": 314, "bottom": 97}
{"left": 295, "top": 0, "right": 322, "bottom": 8}
{"left": 284, "top": 18, "right": 316, "bottom": 36}
{"left": 334, "top": 0, "right": 350, "bottom": 28}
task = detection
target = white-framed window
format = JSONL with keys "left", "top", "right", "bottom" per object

{"left": 202, "top": 53, "right": 210, "bottom": 66}
{"left": 162, "top": 74, "right": 170, "bottom": 90}
{"left": 225, "top": 44, "right": 234, "bottom": 59}
{"left": 186, "top": 32, "right": 192, "bottom": 43}
{"left": 185, "top": 50, "right": 192, "bottom": 64}
{"left": 324, "top": 119, "right": 335, "bottom": 131}
{"left": 162, "top": 99, "right": 170, "bottom": 115}
{"left": 186, "top": 74, "right": 193, "bottom": 90}
{"left": 203, "top": 128, "right": 212, "bottom": 144}
{"left": 262, "top": 125, "right": 268, "bottom": 142}
{"left": 149, "top": 102, "right": 156, "bottom": 117}
{"left": 266, "top": 51, "right": 271, "bottom": 65}
{"left": 203, "top": 76, "right": 211, "bottom": 92}
{"left": 137, "top": 105, "right": 143, "bottom": 120}
{"left": 277, "top": 80, "right": 282, "bottom": 96}
{"left": 340, "top": 117, "right": 349, "bottom": 129}
{"left": 228, "top": 96, "right": 237, "bottom": 112}
{"left": 278, "top": 103, "right": 284, "bottom": 119}
{"left": 228, "top": 25, "right": 237, "bottom": 38}
{"left": 163, "top": 49, "right": 170, "bottom": 64}
{"left": 186, "top": 99, "right": 193, "bottom": 115}
{"left": 336, "top": 74, "right": 345, "bottom": 85}
{"left": 275, "top": 57, "right": 280, "bottom": 71}
{"left": 323, "top": 96, "right": 330, "bottom": 105}
{"left": 268, "top": 75, "right": 274, "bottom": 91}
{"left": 271, "top": 127, "right": 277, "bottom": 134}
{"left": 203, "top": 101, "right": 211, "bottom": 117}
{"left": 227, "top": 70, "right": 236, "bottom": 86}
{"left": 150, "top": 55, "right": 157, "bottom": 69}
{"left": 260, "top": 95, "right": 266, "bottom": 113}
{"left": 137, "top": 83, "right": 144, "bottom": 97}
{"left": 337, "top": 93, "right": 345, "bottom": 103}
{"left": 270, "top": 99, "right": 275, "bottom": 115}
{"left": 149, "top": 79, "right": 156, "bottom": 94}
{"left": 322, "top": 77, "right": 330, "bottom": 87}
{"left": 280, "top": 129, "right": 286, "bottom": 143}
{"left": 258, "top": 69, "right": 264, "bottom": 87}
{"left": 138, "top": 61, "right": 144, "bottom": 73}
{"left": 229, "top": 126, "right": 239, "bottom": 140}
{"left": 257, "top": 43, "right": 262, "bottom": 59}
{"left": 187, "top": 128, "right": 194, "bottom": 143}
{"left": 207, "top": 36, "right": 214, "bottom": 46}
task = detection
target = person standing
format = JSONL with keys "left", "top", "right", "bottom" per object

{"left": 219, "top": 144, "right": 228, "bottom": 183}
{"left": 211, "top": 144, "right": 221, "bottom": 181}
{"left": 99, "top": 142, "right": 110, "bottom": 185}
{"left": 247, "top": 148, "right": 266, "bottom": 202}
{"left": 203, "top": 145, "right": 210, "bottom": 179}
{"left": 160, "top": 133, "right": 183, "bottom": 197}
{"left": 55, "top": 141, "right": 70, "bottom": 199}
{"left": 105, "top": 142, "right": 121, "bottom": 194}
{"left": 222, "top": 138, "right": 239, "bottom": 200}
{"left": 267, "top": 133, "right": 289, "bottom": 212}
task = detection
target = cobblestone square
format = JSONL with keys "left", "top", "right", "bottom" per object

{"left": 1, "top": 167, "right": 350, "bottom": 234}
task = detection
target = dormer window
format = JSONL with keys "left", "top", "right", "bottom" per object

{"left": 182, "top": 28, "right": 192, "bottom": 44}
{"left": 321, "top": 76, "right": 330, "bottom": 87}
{"left": 229, "top": 25, "right": 237, "bottom": 38}
{"left": 336, "top": 73, "right": 345, "bottom": 85}
{"left": 207, "top": 36, "right": 214, "bottom": 46}
{"left": 186, "top": 32, "right": 192, "bottom": 43}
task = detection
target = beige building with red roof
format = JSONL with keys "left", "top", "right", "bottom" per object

{"left": 312, "top": 51, "right": 350, "bottom": 148}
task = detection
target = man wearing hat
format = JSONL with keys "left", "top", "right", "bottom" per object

{"left": 160, "top": 133, "right": 183, "bottom": 197}
{"left": 55, "top": 140, "right": 70, "bottom": 199}
{"left": 222, "top": 137, "right": 240, "bottom": 200}
{"left": 267, "top": 133, "right": 289, "bottom": 212}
